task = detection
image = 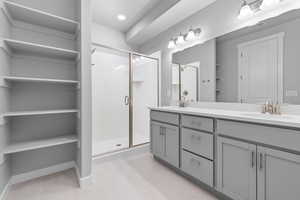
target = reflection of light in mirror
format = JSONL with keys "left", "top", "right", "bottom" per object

{"left": 238, "top": 1, "right": 254, "bottom": 20}
{"left": 260, "top": 0, "right": 281, "bottom": 11}
{"left": 241, "top": 0, "right": 300, "bottom": 28}
{"left": 177, "top": 34, "right": 185, "bottom": 45}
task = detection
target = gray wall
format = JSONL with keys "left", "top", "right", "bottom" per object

{"left": 216, "top": 17, "right": 300, "bottom": 104}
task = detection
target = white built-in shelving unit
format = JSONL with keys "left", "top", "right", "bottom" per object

{"left": 3, "top": 1, "right": 78, "bottom": 34}
{"left": 3, "top": 135, "right": 78, "bottom": 155}
{"left": 3, "top": 76, "right": 79, "bottom": 84}
{"left": 3, "top": 109, "right": 79, "bottom": 117}
{"left": 3, "top": 39, "right": 79, "bottom": 60}
{"left": 0, "top": 0, "right": 88, "bottom": 188}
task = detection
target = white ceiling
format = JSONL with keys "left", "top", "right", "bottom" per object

{"left": 126, "top": 0, "right": 217, "bottom": 45}
{"left": 92, "top": 0, "right": 161, "bottom": 32}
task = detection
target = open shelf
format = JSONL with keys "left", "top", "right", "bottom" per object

{"left": 3, "top": 135, "right": 78, "bottom": 155}
{"left": 132, "top": 80, "right": 144, "bottom": 83}
{"left": 3, "top": 76, "right": 79, "bottom": 85}
{"left": 3, "top": 39, "right": 79, "bottom": 60}
{"left": 3, "top": 1, "right": 78, "bottom": 34}
{"left": 3, "top": 109, "right": 78, "bottom": 117}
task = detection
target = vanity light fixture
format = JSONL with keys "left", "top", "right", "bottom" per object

{"left": 260, "top": 0, "right": 281, "bottom": 10}
{"left": 238, "top": 0, "right": 283, "bottom": 20}
{"left": 168, "top": 38, "right": 176, "bottom": 49}
{"left": 238, "top": 0, "right": 254, "bottom": 19}
{"left": 168, "top": 27, "right": 202, "bottom": 49}
{"left": 177, "top": 33, "right": 185, "bottom": 45}
{"left": 194, "top": 28, "right": 202, "bottom": 39}
{"left": 186, "top": 28, "right": 196, "bottom": 41}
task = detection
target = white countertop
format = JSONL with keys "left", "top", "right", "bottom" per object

{"left": 150, "top": 106, "right": 300, "bottom": 128}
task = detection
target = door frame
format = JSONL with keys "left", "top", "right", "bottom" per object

{"left": 237, "top": 32, "right": 284, "bottom": 103}
{"left": 92, "top": 42, "right": 160, "bottom": 150}
{"left": 172, "top": 62, "right": 200, "bottom": 102}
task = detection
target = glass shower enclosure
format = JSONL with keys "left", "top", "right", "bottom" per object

{"left": 92, "top": 45, "right": 159, "bottom": 156}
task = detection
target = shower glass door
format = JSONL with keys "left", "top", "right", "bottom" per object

{"left": 92, "top": 47, "right": 130, "bottom": 156}
{"left": 132, "top": 54, "right": 159, "bottom": 146}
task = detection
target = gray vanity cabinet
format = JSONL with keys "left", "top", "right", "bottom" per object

{"left": 150, "top": 122, "right": 165, "bottom": 158}
{"left": 217, "top": 137, "right": 257, "bottom": 200}
{"left": 257, "top": 147, "right": 300, "bottom": 200}
{"left": 150, "top": 121, "right": 179, "bottom": 168}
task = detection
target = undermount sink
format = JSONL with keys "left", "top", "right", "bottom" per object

{"left": 241, "top": 113, "right": 293, "bottom": 120}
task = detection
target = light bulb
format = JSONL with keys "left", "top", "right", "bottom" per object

{"left": 260, "top": 0, "right": 281, "bottom": 10}
{"left": 186, "top": 29, "right": 196, "bottom": 41}
{"left": 177, "top": 34, "right": 185, "bottom": 44}
{"left": 238, "top": 1, "right": 254, "bottom": 19}
{"left": 168, "top": 39, "right": 176, "bottom": 49}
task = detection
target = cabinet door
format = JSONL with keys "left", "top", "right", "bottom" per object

{"left": 164, "top": 124, "right": 179, "bottom": 168}
{"left": 257, "top": 147, "right": 300, "bottom": 200}
{"left": 217, "top": 137, "right": 256, "bottom": 200}
{"left": 150, "top": 122, "right": 164, "bottom": 159}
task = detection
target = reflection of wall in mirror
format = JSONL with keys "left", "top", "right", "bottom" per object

{"left": 173, "top": 39, "right": 216, "bottom": 102}
{"left": 216, "top": 16, "right": 300, "bottom": 105}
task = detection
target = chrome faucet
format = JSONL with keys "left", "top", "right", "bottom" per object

{"left": 262, "top": 101, "right": 281, "bottom": 115}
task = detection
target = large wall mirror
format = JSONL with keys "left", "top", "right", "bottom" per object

{"left": 171, "top": 9, "right": 300, "bottom": 105}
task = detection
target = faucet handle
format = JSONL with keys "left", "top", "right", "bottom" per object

{"left": 262, "top": 103, "right": 267, "bottom": 114}
{"left": 274, "top": 102, "right": 281, "bottom": 115}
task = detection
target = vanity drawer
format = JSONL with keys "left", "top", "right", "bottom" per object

{"left": 151, "top": 111, "right": 179, "bottom": 125}
{"left": 181, "top": 150, "right": 213, "bottom": 187}
{"left": 182, "top": 128, "right": 213, "bottom": 160}
{"left": 217, "top": 120, "right": 300, "bottom": 153}
{"left": 182, "top": 115, "right": 214, "bottom": 132}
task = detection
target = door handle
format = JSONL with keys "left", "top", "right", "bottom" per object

{"left": 251, "top": 151, "right": 256, "bottom": 168}
{"left": 124, "top": 96, "right": 130, "bottom": 105}
{"left": 259, "top": 153, "right": 264, "bottom": 170}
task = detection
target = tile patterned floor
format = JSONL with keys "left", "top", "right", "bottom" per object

{"left": 7, "top": 153, "right": 219, "bottom": 200}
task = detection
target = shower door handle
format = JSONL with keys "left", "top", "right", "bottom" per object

{"left": 124, "top": 96, "right": 130, "bottom": 105}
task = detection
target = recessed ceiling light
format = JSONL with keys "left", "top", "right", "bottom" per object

{"left": 117, "top": 14, "right": 127, "bottom": 21}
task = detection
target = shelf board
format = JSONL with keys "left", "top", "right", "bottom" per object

{"left": 3, "top": 39, "right": 79, "bottom": 60}
{"left": 3, "top": 135, "right": 78, "bottom": 155}
{"left": 132, "top": 80, "right": 144, "bottom": 83}
{"left": 3, "top": 109, "right": 78, "bottom": 117}
{"left": 3, "top": 1, "right": 78, "bottom": 34}
{"left": 3, "top": 76, "right": 79, "bottom": 84}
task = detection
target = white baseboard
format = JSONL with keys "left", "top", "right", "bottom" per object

{"left": 92, "top": 143, "right": 150, "bottom": 163}
{"left": 0, "top": 180, "right": 10, "bottom": 200}
{"left": 75, "top": 166, "right": 92, "bottom": 188}
{"left": 10, "top": 161, "right": 76, "bottom": 185}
